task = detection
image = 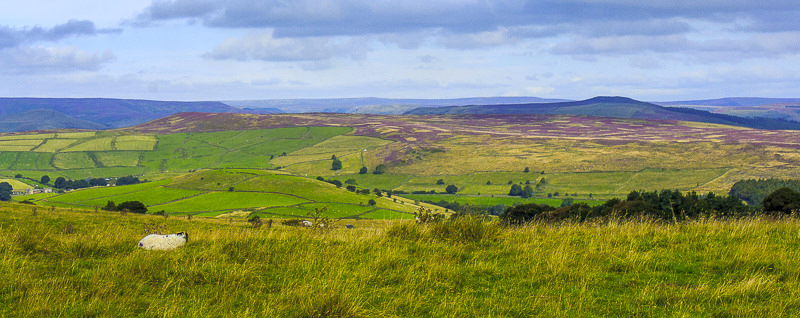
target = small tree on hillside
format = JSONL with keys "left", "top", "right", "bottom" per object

{"left": 40, "top": 175, "right": 50, "bottom": 184}
{"left": 436, "top": 179, "right": 445, "bottom": 185}
{"left": 359, "top": 166, "right": 368, "bottom": 174}
{"left": 509, "top": 184, "right": 523, "bottom": 196}
{"left": 331, "top": 158, "right": 342, "bottom": 170}
{"left": 373, "top": 164, "right": 387, "bottom": 175}
{"left": 446, "top": 184, "right": 458, "bottom": 194}
{"left": 0, "top": 182, "right": 12, "bottom": 201}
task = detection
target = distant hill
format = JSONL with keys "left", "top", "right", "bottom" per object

{"left": 658, "top": 97, "right": 800, "bottom": 107}
{"left": 0, "top": 98, "right": 280, "bottom": 132}
{"left": 223, "top": 97, "right": 571, "bottom": 114}
{"left": 0, "top": 108, "right": 107, "bottom": 132}
{"left": 404, "top": 96, "right": 800, "bottom": 130}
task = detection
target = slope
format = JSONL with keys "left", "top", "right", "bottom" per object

{"left": 404, "top": 96, "right": 800, "bottom": 130}
{"left": 0, "top": 108, "right": 107, "bottom": 132}
{"left": 0, "top": 97, "right": 280, "bottom": 131}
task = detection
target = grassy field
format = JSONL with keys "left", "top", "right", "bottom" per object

{"left": 23, "top": 169, "right": 424, "bottom": 219}
{"left": 2, "top": 203, "right": 800, "bottom": 317}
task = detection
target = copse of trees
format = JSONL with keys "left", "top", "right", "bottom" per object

{"left": 730, "top": 178, "right": 800, "bottom": 205}
{"left": 501, "top": 189, "right": 753, "bottom": 225}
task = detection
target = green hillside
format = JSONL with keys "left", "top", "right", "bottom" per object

{"left": 19, "top": 169, "right": 423, "bottom": 219}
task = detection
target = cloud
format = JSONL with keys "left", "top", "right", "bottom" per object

{"left": 0, "top": 46, "right": 116, "bottom": 74}
{"left": 135, "top": 1, "right": 800, "bottom": 36}
{"left": 203, "top": 31, "right": 368, "bottom": 62}
{"left": 0, "top": 20, "right": 120, "bottom": 49}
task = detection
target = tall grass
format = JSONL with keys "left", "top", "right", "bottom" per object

{"left": 2, "top": 203, "right": 800, "bottom": 317}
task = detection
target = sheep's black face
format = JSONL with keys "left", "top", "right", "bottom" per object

{"left": 177, "top": 232, "right": 188, "bottom": 242}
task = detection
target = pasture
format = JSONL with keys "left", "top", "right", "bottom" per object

{"left": 2, "top": 204, "right": 799, "bottom": 317}
{"left": 22, "top": 169, "right": 421, "bottom": 219}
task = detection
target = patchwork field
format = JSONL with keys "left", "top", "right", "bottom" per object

{"left": 20, "top": 169, "right": 426, "bottom": 219}
{"left": 4, "top": 112, "right": 800, "bottom": 209}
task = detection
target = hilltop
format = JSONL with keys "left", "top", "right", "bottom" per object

{"left": 404, "top": 96, "right": 800, "bottom": 130}
{"left": 0, "top": 98, "right": 279, "bottom": 132}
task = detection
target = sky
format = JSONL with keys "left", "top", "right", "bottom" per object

{"left": 1, "top": 0, "right": 799, "bottom": 101}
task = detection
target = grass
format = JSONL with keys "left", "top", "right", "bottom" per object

{"left": 33, "top": 139, "right": 78, "bottom": 152}
{"left": 405, "top": 194, "right": 605, "bottom": 207}
{"left": 114, "top": 135, "right": 157, "bottom": 151}
{"left": 62, "top": 137, "right": 114, "bottom": 152}
{"left": 2, "top": 204, "right": 800, "bottom": 317}
{"left": 0, "top": 139, "right": 43, "bottom": 151}
{"left": 150, "top": 191, "right": 310, "bottom": 213}
{"left": 94, "top": 152, "right": 141, "bottom": 167}
{"left": 55, "top": 131, "right": 95, "bottom": 138}
{"left": 52, "top": 152, "right": 97, "bottom": 169}
{"left": 0, "top": 133, "right": 54, "bottom": 140}
{"left": 0, "top": 178, "right": 33, "bottom": 190}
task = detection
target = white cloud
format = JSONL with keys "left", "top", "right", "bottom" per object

{"left": 0, "top": 46, "right": 115, "bottom": 74}
{"left": 204, "top": 31, "right": 369, "bottom": 62}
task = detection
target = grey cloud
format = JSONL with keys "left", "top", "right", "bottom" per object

{"left": 0, "top": 46, "right": 116, "bottom": 74}
{"left": 0, "top": 20, "right": 120, "bottom": 49}
{"left": 203, "top": 31, "right": 368, "bottom": 62}
{"left": 136, "top": 0, "right": 800, "bottom": 36}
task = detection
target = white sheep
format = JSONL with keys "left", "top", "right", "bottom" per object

{"left": 302, "top": 220, "right": 313, "bottom": 227}
{"left": 138, "top": 232, "right": 188, "bottom": 250}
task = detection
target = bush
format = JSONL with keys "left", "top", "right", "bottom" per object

{"left": 359, "top": 166, "right": 367, "bottom": 174}
{"left": 116, "top": 201, "right": 147, "bottom": 214}
{"left": 445, "top": 185, "right": 458, "bottom": 194}
{"left": 762, "top": 187, "right": 800, "bottom": 215}
{"left": 500, "top": 203, "right": 556, "bottom": 225}
{"left": 373, "top": 164, "right": 386, "bottom": 175}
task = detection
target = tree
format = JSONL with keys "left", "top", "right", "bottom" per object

{"left": 762, "top": 187, "right": 800, "bottom": 215}
{"left": 40, "top": 175, "right": 50, "bottom": 184}
{"left": 359, "top": 166, "right": 368, "bottom": 174}
{"left": 524, "top": 167, "right": 530, "bottom": 173}
{"left": 116, "top": 176, "right": 140, "bottom": 186}
{"left": 522, "top": 185, "right": 534, "bottom": 198}
{"left": 436, "top": 179, "right": 445, "bottom": 185}
{"left": 54, "top": 177, "right": 66, "bottom": 189}
{"left": 346, "top": 185, "right": 356, "bottom": 192}
{"left": 373, "top": 164, "right": 386, "bottom": 175}
{"left": 0, "top": 182, "right": 12, "bottom": 201}
{"left": 103, "top": 201, "right": 117, "bottom": 211}
{"left": 486, "top": 180, "right": 492, "bottom": 185}
{"left": 509, "top": 184, "right": 523, "bottom": 196}
{"left": 116, "top": 201, "right": 147, "bottom": 214}
{"left": 445, "top": 184, "right": 458, "bottom": 194}
{"left": 373, "top": 188, "right": 383, "bottom": 197}
{"left": 368, "top": 199, "right": 377, "bottom": 206}
{"left": 331, "top": 158, "right": 342, "bottom": 170}
{"left": 14, "top": 174, "right": 22, "bottom": 178}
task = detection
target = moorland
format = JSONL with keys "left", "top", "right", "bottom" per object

{"left": 4, "top": 100, "right": 800, "bottom": 316}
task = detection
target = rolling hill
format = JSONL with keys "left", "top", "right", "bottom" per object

{"left": 404, "top": 96, "right": 800, "bottom": 130}
{"left": 223, "top": 96, "right": 571, "bottom": 114}
{"left": 0, "top": 98, "right": 280, "bottom": 132}
{"left": 0, "top": 108, "right": 107, "bottom": 132}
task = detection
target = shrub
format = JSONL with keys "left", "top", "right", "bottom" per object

{"left": 763, "top": 187, "right": 800, "bottom": 215}
{"left": 282, "top": 219, "right": 304, "bottom": 227}
{"left": 436, "top": 179, "right": 445, "bottom": 185}
{"left": 117, "top": 201, "right": 147, "bottom": 214}
{"left": 359, "top": 166, "right": 368, "bottom": 174}
{"left": 445, "top": 184, "right": 458, "bottom": 194}
{"left": 373, "top": 164, "right": 386, "bottom": 175}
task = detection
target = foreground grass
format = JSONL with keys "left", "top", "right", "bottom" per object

{"left": 2, "top": 204, "right": 800, "bottom": 317}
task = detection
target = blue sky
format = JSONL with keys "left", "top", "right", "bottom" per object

{"left": 1, "top": 0, "right": 799, "bottom": 101}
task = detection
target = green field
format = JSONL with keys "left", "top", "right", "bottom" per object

{"left": 62, "top": 137, "right": 115, "bottom": 152}
{"left": 114, "top": 135, "right": 157, "bottom": 150}
{"left": 33, "top": 139, "right": 77, "bottom": 152}
{"left": 27, "top": 169, "right": 421, "bottom": 219}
